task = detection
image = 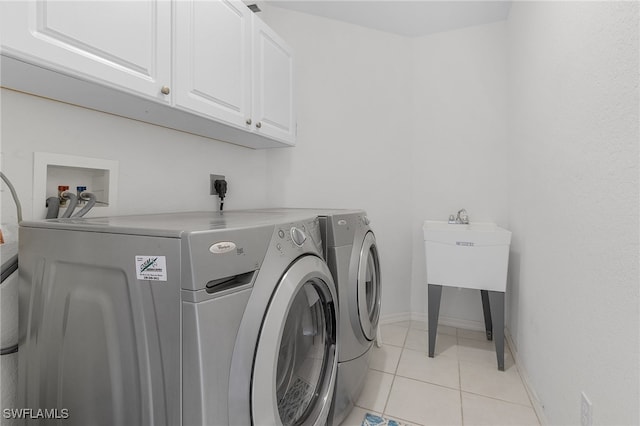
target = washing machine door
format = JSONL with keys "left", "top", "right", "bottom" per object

{"left": 357, "top": 231, "right": 381, "bottom": 341}
{"left": 252, "top": 255, "right": 338, "bottom": 426}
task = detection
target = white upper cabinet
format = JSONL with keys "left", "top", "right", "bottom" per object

{"left": 252, "top": 15, "right": 295, "bottom": 145}
{"left": 0, "top": 0, "right": 172, "bottom": 102}
{"left": 174, "top": 1, "right": 295, "bottom": 145}
{"left": 0, "top": 0, "right": 294, "bottom": 148}
{"left": 174, "top": 0, "right": 252, "bottom": 128}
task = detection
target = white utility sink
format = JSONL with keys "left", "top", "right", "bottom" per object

{"left": 423, "top": 220, "right": 512, "bottom": 291}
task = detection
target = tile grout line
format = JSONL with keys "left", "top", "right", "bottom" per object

{"left": 384, "top": 329, "right": 430, "bottom": 426}
{"left": 456, "top": 328, "right": 465, "bottom": 426}
{"left": 460, "top": 389, "right": 538, "bottom": 409}
{"left": 379, "top": 363, "right": 397, "bottom": 415}
{"left": 382, "top": 321, "right": 537, "bottom": 426}
{"left": 381, "top": 325, "right": 409, "bottom": 415}
{"left": 392, "top": 372, "right": 462, "bottom": 393}
{"left": 383, "top": 325, "right": 463, "bottom": 426}
{"left": 355, "top": 324, "right": 409, "bottom": 418}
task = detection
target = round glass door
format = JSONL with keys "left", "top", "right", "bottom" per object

{"left": 357, "top": 232, "right": 381, "bottom": 341}
{"left": 252, "top": 256, "right": 337, "bottom": 426}
{"left": 276, "top": 281, "right": 332, "bottom": 425}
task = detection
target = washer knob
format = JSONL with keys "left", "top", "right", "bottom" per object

{"left": 363, "top": 216, "right": 371, "bottom": 225}
{"left": 290, "top": 227, "right": 307, "bottom": 247}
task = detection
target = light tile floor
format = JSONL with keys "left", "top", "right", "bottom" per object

{"left": 340, "top": 320, "right": 540, "bottom": 426}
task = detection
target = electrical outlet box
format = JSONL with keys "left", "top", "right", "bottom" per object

{"left": 581, "top": 392, "right": 593, "bottom": 426}
{"left": 210, "top": 174, "right": 225, "bottom": 196}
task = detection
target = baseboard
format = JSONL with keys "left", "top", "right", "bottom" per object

{"left": 505, "top": 330, "right": 548, "bottom": 425}
{"left": 409, "top": 312, "right": 485, "bottom": 332}
{"left": 437, "top": 314, "right": 485, "bottom": 332}
{"left": 379, "top": 312, "right": 411, "bottom": 325}
{"left": 382, "top": 312, "right": 485, "bottom": 332}
{"left": 410, "top": 312, "right": 427, "bottom": 323}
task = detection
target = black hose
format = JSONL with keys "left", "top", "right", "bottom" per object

{"left": 1, "top": 252, "right": 19, "bottom": 355}
{"left": 0, "top": 344, "right": 18, "bottom": 356}
{"left": 1, "top": 255, "right": 18, "bottom": 284}
{"left": 46, "top": 196, "right": 60, "bottom": 219}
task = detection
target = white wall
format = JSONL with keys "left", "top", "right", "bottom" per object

{"left": 507, "top": 2, "right": 639, "bottom": 424}
{"left": 409, "top": 22, "right": 509, "bottom": 326}
{"left": 262, "top": 7, "right": 415, "bottom": 316}
{"left": 263, "top": 6, "right": 640, "bottom": 424}
{"left": 261, "top": 7, "right": 509, "bottom": 320}
{"left": 0, "top": 88, "right": 270, "bottom": 226}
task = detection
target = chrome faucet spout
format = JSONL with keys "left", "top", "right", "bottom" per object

{"left": 452, "top": 209, "right": 469, "bottom": 224}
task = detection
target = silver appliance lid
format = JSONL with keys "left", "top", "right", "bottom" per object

{"left": 20, "top": 210, "right": 318, "bottom": 238}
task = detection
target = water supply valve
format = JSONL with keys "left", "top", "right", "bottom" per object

{"left": 76, "top": 186, "right": 87, "bottom": 204}
{"left": 58, "top": 185, "right": 70, "bottom": 205}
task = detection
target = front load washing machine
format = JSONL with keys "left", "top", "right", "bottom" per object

{"left": 248, "top": 208, "right": 382, "bottom": 425}
{"left": 18, "top": 210, "right": 339, "bottom": 425}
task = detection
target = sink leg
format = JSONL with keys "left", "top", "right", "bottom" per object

{"left": 488, "top": 290, "right": 505, "bottom": 371}
{"left": 480, "top": 290, "right": 493, "bottom": 341}
{"left": 427, "top": 284, "right": 442, "bottom": 358}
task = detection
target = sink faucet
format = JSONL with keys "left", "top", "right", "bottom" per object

{"left": 448, "top": 209, "right": 469, "bottom": 224}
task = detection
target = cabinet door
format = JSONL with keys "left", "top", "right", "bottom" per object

{"left": 174, "top": 0, "right": 251, "bottom": 129}
{"left": 251, "top": 15, "right": 295, "bottom": 145}
{"left": 0, "top": 0, "right": 171, "bottom": 102}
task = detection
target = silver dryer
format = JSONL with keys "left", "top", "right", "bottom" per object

{"left": 247, "top": 208, "right": 382, "bottom": 425}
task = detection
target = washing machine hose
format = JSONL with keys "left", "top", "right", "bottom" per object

{"left": 60, "top": 192, "right": 79, "bottom": 218}
{"left": 0, "top": 246, "right": 19, "bottom": 356}
{"left": 72, "top": 192, "right": 97, "bottom": 218}
{"left": 0, "top": 172, "right": 22, "bottom": 222}
{"left": 0, "top": 172, "right": 21, "bottom": 355}
{"left": 46, "top": 196, "right": 61, "bottom": 219}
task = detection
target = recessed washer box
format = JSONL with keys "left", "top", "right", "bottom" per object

{"left": 33, "top": 152, "right": 118, "bottom": 218}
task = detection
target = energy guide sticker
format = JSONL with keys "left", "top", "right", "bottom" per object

{"left": 135, "top": 256, "right": 167, "bottom": 281}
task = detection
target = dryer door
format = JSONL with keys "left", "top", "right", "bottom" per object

{"left": 252, "top": 255, "right": 338, "bottom": 426}
{"left": 357, "top": 231, "right": 381, "bottom": 341}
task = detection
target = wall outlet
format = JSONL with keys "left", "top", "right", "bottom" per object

{"left": 581, "top": 392, "right": 593, "bottom": 426}
{"left": 210, "top": 174, "right": 225, "bottom": 195}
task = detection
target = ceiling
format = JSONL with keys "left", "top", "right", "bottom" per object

{"left": 266, "top": 1, "right": 512, "bottom": 37}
